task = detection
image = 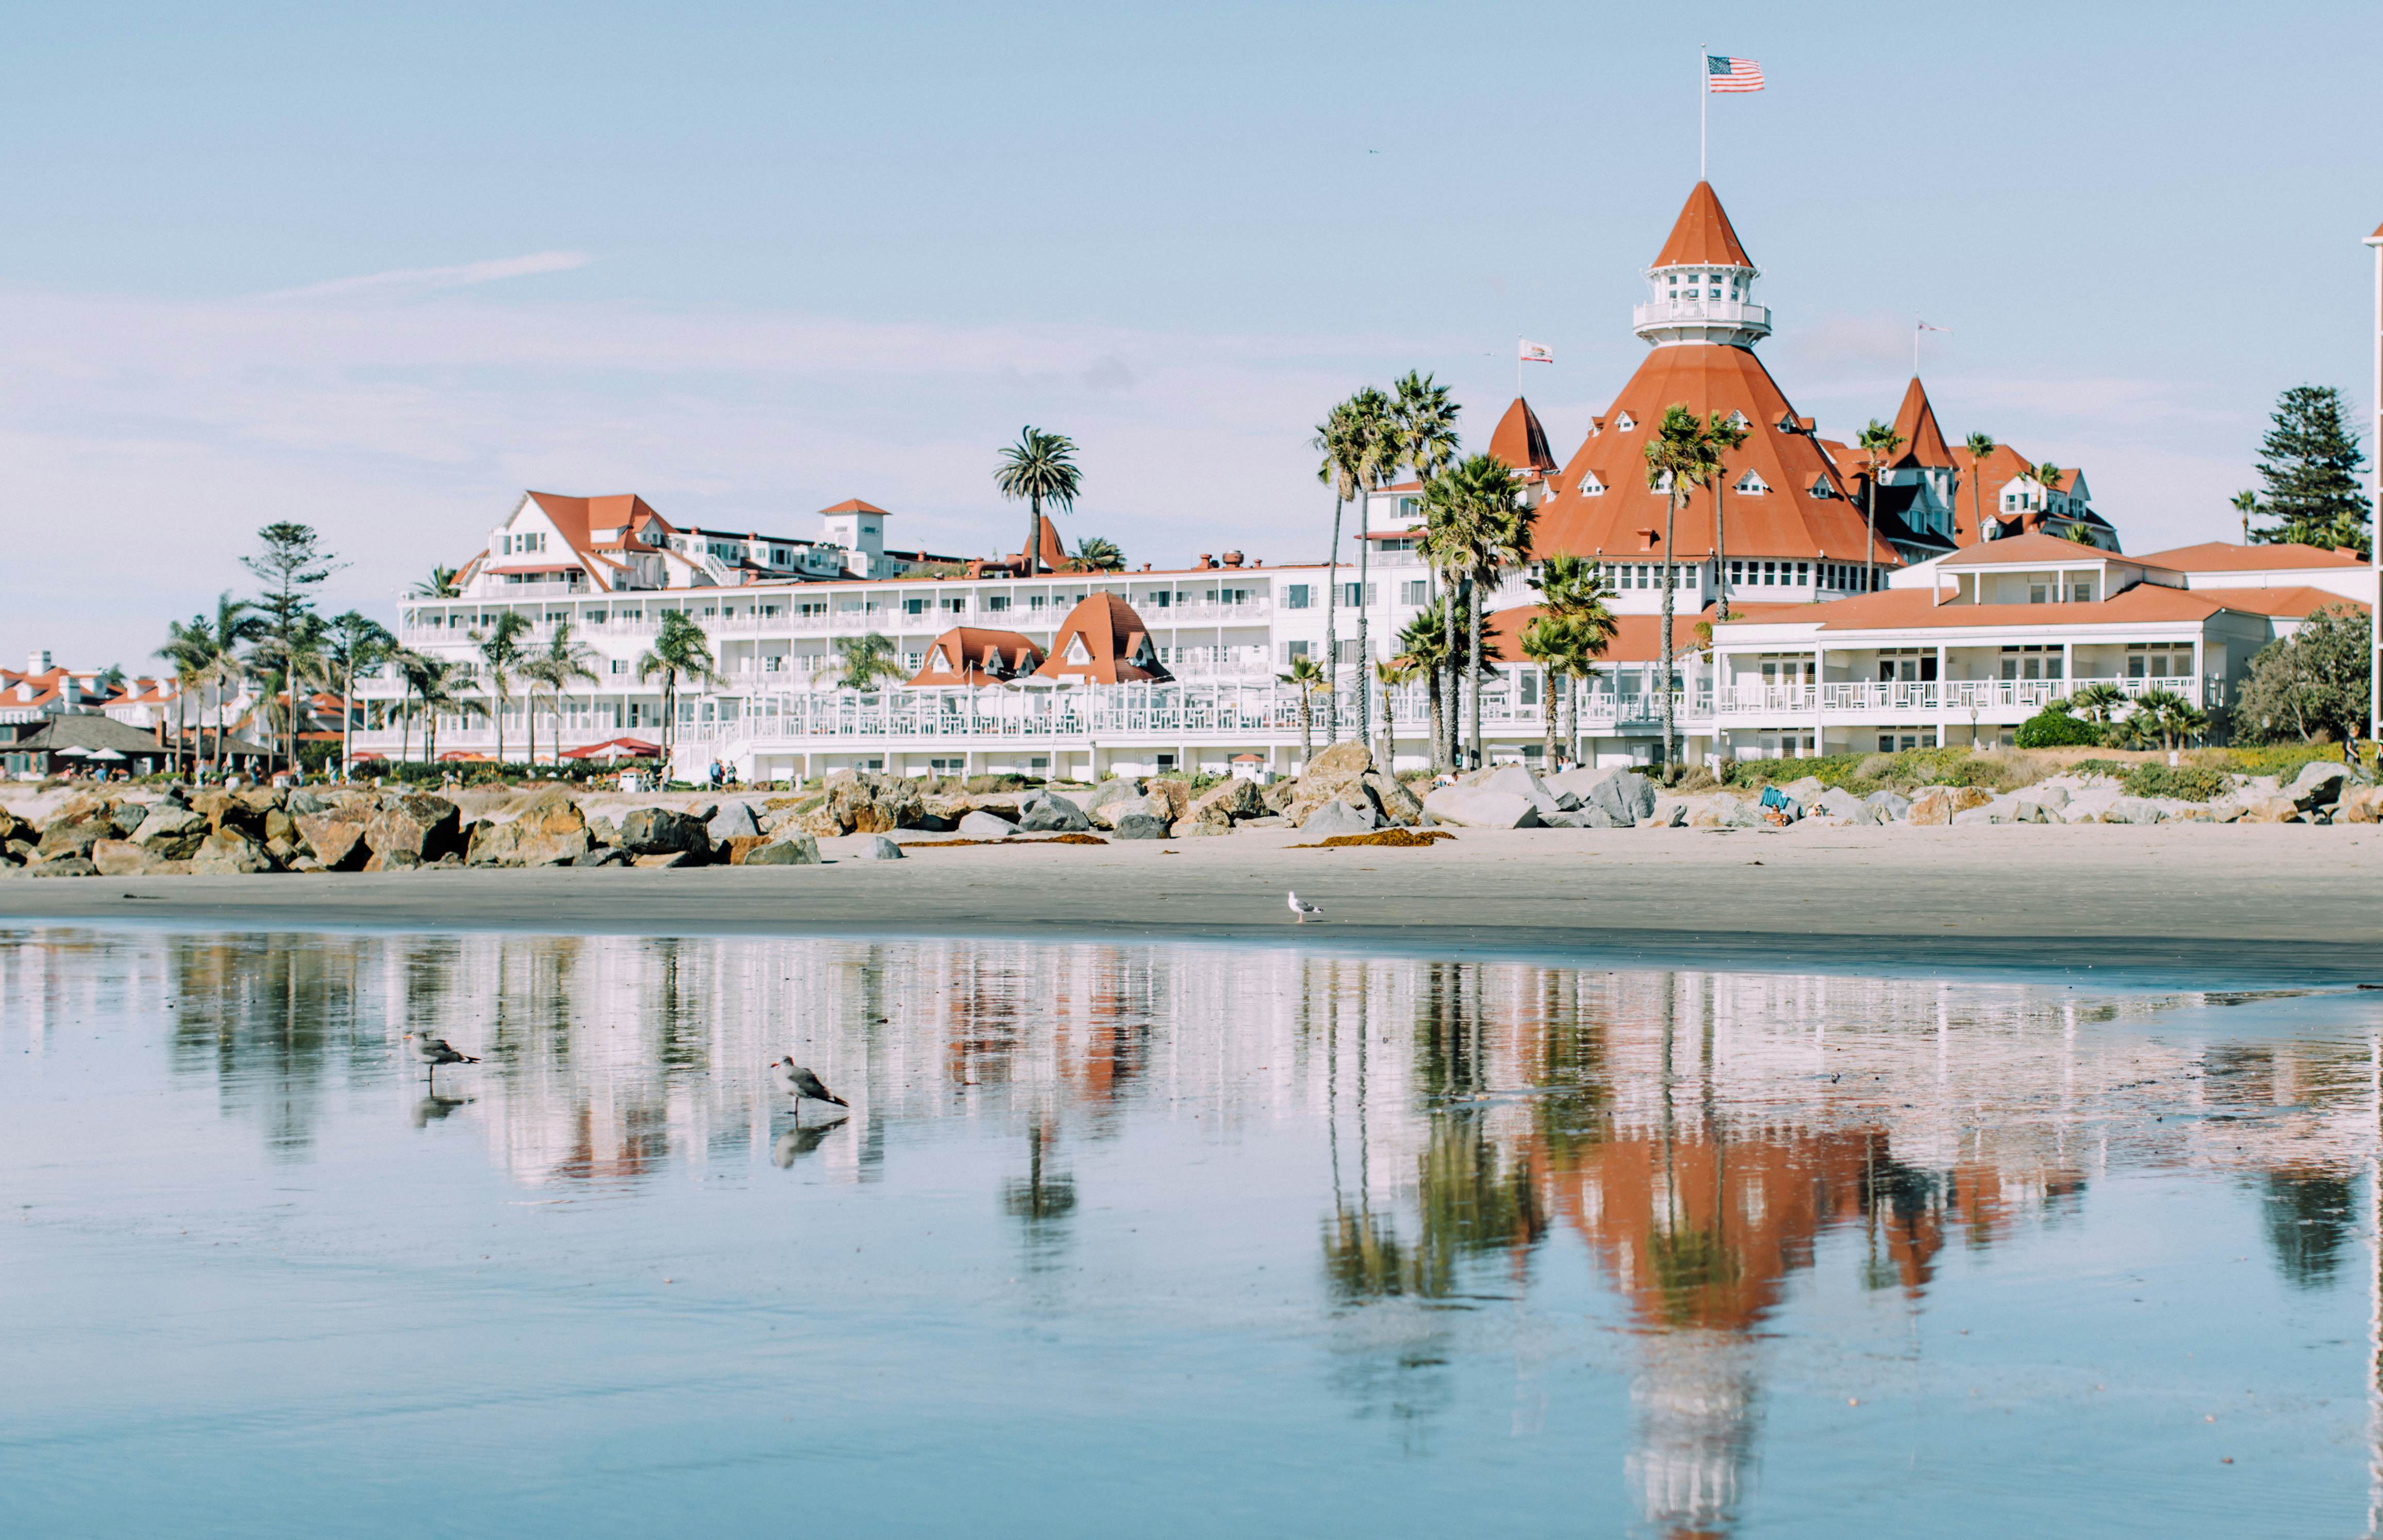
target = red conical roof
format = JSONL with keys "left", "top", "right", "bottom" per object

{"left": 1651, "top": 182, "right": 1753, "bottom": 269}
{"left": 1487, "top": 396, "right": 1558, "bottom": 476}
{"left": 1888, "top": 377, "right": 1954, "bottom": 469}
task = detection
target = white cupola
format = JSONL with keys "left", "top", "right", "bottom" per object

{"left": 1632, "top": 181, "right": 1771, "bottom": 350}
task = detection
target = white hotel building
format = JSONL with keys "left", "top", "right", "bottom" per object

{"left": 350, "top": 184, "right": 2374, "bottom": 782}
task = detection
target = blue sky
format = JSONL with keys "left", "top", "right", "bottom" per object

{"left": 5, "top": 0, "right": 2379, "bottom": 667}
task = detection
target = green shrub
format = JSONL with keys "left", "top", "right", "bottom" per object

{"left": 2014, "top": 705, "right": 2104, "bottom": 749}
{"left": 2191, "top": 743, "right": 2349, "bottom": 779}
{"left": 2066, "top": 758, "right": 2126, "bottom": 781}
{"left": 2120, "top": 764, "right": 2230, "bottom": 802}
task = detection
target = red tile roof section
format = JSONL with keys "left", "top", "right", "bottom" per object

{"left": 1487, "top": 396, "right": 1558, "bottom": 476}
{"left": 2131, "top": 541, "right": 2368, "bottom": 572}
{"left": 1536, "top": 343, "right": 1894, "bottom": 565}
{"left": 1486, "top": 604, "right": 1711, "bottom": 664}
{"left": 1937, "top": 531, "right": 2141, "bottom": 568}
{"left": 908, "top": 627, "right": 1048, "bottom": 687}
{"left": 1033, "top": 593, "right": 1171, "bottom": 684}
{"left": 1651, "top": 181, "right": 1753, "bottom": 269}
{"left": 819, "top": 498, "right": 891, "bottom": 515}
{"left": 1888, "top": 377, "right": 1954, "bottom": 469}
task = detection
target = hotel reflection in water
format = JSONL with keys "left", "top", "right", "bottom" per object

{"left": 5, "top": 930, "right": 2379, "bottom": 1536}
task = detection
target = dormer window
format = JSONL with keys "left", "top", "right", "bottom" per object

{"left": 1726, "top": 411, "right": 1749, "bottom": 430}
{"left": 1578, "top": 472, "right": 1606, "bottom": 495}
{"left": 1734, "top": 471, "right": 1769, "bottom": 494}
{"left": 1808, "top": 476, "right": 1835, "bottom": 500}
{"left": 1616, "top": 411, "right": 1637, "bottom": 432}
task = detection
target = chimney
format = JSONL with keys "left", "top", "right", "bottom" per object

{"left": 1221, "top": 551, "right": 1244, "bottom": 568}
{"left": 1196, "top": 554, "right": 1213, "bottom": 569}
{"left": 28, "top": 649, "right": 51, "bottom": 674}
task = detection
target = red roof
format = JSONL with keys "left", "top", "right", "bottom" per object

{"left": 1535, "top": 343, "right": 1894, "bottom": 565}
{"left": 1888, "top": 377, "right": 1954, "bottom": 470}
{"left": 1727, "top": 582, "right": 2365, "bottom": 633}
{"left": 1034, "top": 593, "right": 1170, "bottom": 684}
{"left": 522, "top": 492, "right": 671, "bottom": 592}
{"left": 2131, "top": 541, "right": 2368, "bottom": 572}
{"left": 559, "top": 736, "right": 662, "bottom": 760}
{"left": 1487, "top": 396, "right": 1558, "bottom": 476}
{"left": 1651, "top": 181, "right": 1753, "bottom": 269}
{"left": 1938, "top": 531, "right": 2136, "bottom": 568}
{"left": 909, "top": 626, "right": 1047, "bottom": 687}
{"left": 1486, "top": 604, "right": 1710, "bottom": 665}
{"left": 820, "top": 498, "right": 890, "bottom": 516}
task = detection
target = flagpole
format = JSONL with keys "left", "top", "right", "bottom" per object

{"left": 1699, "top": 43, "right": 1707, "bottom": 181}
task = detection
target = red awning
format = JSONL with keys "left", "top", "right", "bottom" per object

{"left": 560, "top": 737, "right": 662, "bottom": 760}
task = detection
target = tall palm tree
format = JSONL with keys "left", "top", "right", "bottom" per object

{"left": 155, "top": 618, "right": 216, "bottom": 778}
{"left": 1964, "top": 432, "right": 1997, "bottom": 542}
{"left": 195, "top": 591, "right": 264, "bottom": 773}
{"left": 1423, "top": 454, "right": 1534, "bottom": 770}
{"left": 2032, "top": 461, "right": 2065, "bottom": 527}
{"left": 409, "top": 566, "right": 462, "bottom": 599}
{"left": 1067, "top": 536, "right": 1125, "bottom": 572}
{"left": 1397, "top": 601, "right": 1456, "bottom": 775}
{"left": 1277, "top": 653, "right": 1329, "bottom": 767}
{"left": 635, "top": 609, "right": 722, "bottom": 768}
{"left": 411, "top": 656, "right": 483, "bottom": 765}
{"left": 2230, "top": 489, "right": 2260, "bottom": 543}
{"left": 255, "top": 612, "right": 333, "bottom": 775}
{"left": 520, "top": 620, "right": 599, "bottom": 767}
{"left": 1313, "top": 392, "right": 1391, "bottom": 743}
{"left": 323, "top": 611, "right": 395, "bottom": 779}
{"left": 1372, "top": 656, "right": 1413, "bottom": 772}
{"left": 1528, "top": 555, "right": 1618, "bottom": 765}
{"left": 995, "top": 426, "right": 1082, "bottom": 577}
{"left": 1854, "top": 420, "right": 1905, "bottom": 595}
{"left": 832, "top": 632, "right": 907, "bottom": 691}
{"left": 1701, "top": 411, "right": 1750, "bottom": 619}
{"left": 1379, "top": 373, "right": 1458, "bottom": 743}
{"left": 470, "top": 611, "right": 533, "bottom": 765}
{"left": 1519, "top": 615, "right": 1571, "bottom": 772}
{"left": 1644, "top": 408, "right": 1722, "bottom": 775}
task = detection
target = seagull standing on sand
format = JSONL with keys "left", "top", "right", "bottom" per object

{"left": 1288, "top": 891, "right": 1321, "bottom": 924}
{"left": 770, "top": 1057, "right": 849, "bottom": 1123}
{"left": 402, "top": 1031, "right": 479, "bottom": 1088}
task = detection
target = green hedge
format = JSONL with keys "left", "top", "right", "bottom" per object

{"left": 2014, "top": 706, "right": 2104, "bottom": 749}
{"left": 2120, "top": 764, "right": 2230, "bottom": 802}
{"left": 1722, "top": 746, "right": 2034, "bottom": 797}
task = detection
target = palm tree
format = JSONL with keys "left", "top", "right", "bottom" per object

{"left": 520, "top": 620, "right": 599, "bottom": 767}
{"left": 1372, "top": 656, "right": 1413, "bottom": 771}
{"left": 635, "top": 609, "right": 722, "bottom": 769}
{"left": 2231, "top": 490, "right": 2260, "bottom": 543}
{"left": 411, "top": 656, "right": 484, "bottom": 765}
{"left": 1067, "top": 536, "right": 1125, "bottom": 572}
{"left": 1382, "top": 373, "right": 1460, "bottom": 742}
{"left": 2060, "top": 521, "right": 2097, "bottom": 545}
{"left": 1965, "top": 432, "right": 1997, "bottom": 541}
{"left": 1701, "top": 411, "right": 1750, "bottom": 619}
{"left": 155, "top": 618, "right": 216, "bottom": 777}
{"left": 1397, "top": 601, "right": 1456, "bottom": 774}
{"left": 192, "top": 591, "right": 264, "bottom": 773}
{"left": 2131, "top": 687, "right": 2205, "bottom": 750}
{"left": 1854, "top": 420, "right": 1906, "bottom": 595}
{"left": 995, "top": 426, "right": 1082, "bottom": 577}
{"left": 409, "top": 566, "right": 462, "bottom": 599}
{"left": 2032, "top": 461, "right": 2065, "bottom": 526}
{"left": 1314, "top": 391, "right": 1393, "bottom": 743}
{"left": 1278, "top": 653, "right": 1329, "bottom": 767}
{"left": 2068, "top": 681, "right": 2126, "bottom": 726}
{"left": 1519, "top": 615, "right": 1571, "bottom": 772}
{"left": 323, "top": 611, "right": 395, "bottom": 779}
{"left": 470, "top": 610, "right": 533, "bottom": 765}
{"left": 1528, "top": 555, "right": 1618, "bottom": 764}
{"left": 832, "top": 632, "right": 906, "bottom": 691}
{"left": 1422, "top": 453, "right": 1535, "bottom": 770}
{"left": 1645, "top": 408, "right": 1723, "bottom": 775}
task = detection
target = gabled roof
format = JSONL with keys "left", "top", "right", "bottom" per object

{"left": 1033, "top": 593, "right": 1170, "bottom": 684}
{"left": 13, "top": 711, "right": 170, "bottom": 754}
{"left": 1487, "top": 396, "right": 1558, "bottom": 477}
{"left": 2132, "top": 541, "right": 2368, "bottom": 572}
{"left": 1937, "top": 531, "right": 2134, "bottom": 568}
{"left": 909, "top": 626, "right": 1047, "bottom": 688}
{"left": 521, "top": 492, "right": 673, "bottom": 593}
{"left": 820, "top": 498, "right": 890, "bottom": 516}
{"left": 1651, "top": 181, "right": 1753, "bottom": 269}
{"left": 1888, "top": 377, "right": 1954, "bottom": 469}
{"left": 1536, "top": 343, "right": 1896, "bottom": 565}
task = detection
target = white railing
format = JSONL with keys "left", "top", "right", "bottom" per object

{"left": 1713, "top": 674, "right": 2221, "bottom": 718}
{"left": 1632, "top": 298, "right": 1771, "bottom": 332}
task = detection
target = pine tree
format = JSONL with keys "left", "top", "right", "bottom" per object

{"left": 2243, "top": 385, "right": 2369, "bottom": 555}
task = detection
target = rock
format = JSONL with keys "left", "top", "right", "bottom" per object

{"left": 1864, "top": 789, "right": 1912, "bottom": 823}
{"left": 1577, "top": 769, "right": 1657, "bottom": 825}
{"left": 108, "top": 802, "right": 148, "bottom": 836}
{"left": 1812, "top": 787, "right": 1871, "bottom": 823}
{"left": 814, "top": 770, "right": 927, "bottom": 835}
{"left": 1140, "top": 780, "right": 1194, "bottom": 822}
{"left": 1189, "top": 777, "right": 1264, "bottom": 822}
{"left": 1907, "top": 786, "right": 1993, "bottom": 826}
{"left": 2338, "top": 785, "right": 2383, "bottom": 823}
{"left": 191, "top": 829, "right": 275, "bottom": 874}
{"left": 91, "top": 838, "right": 152, "bottom": 876}
{"left": 1301, "top": 799, "right": 1382, "bottom": 838}
{"left": 2100, "top": 796, "right": 2169, "bottom": 825}
{"left": 2237, "top": 796, "right": 2303, "bottom": 823}
{"left": 363, "top": 848, "right": 422, "bottom": 872}
{"left": 1640, "top": 805, "right": 1688, "bottom": 829}
{"left": 1781, "top": 776, "right": 1828, "bottom": 805}
{"left": 2287, "top": 760, "right": 2351, "bottom": 810}
{"left": 1478, "top": 765, "right": 1567, "bottom": 818}
{"left": 1951, "top": 805, "right": 2002, "bottom": 826}
{"left": 1421, "top": 786, "right": 1541, "bottom": 829}
{"left": 1306, "top": 740, "right": 1374, "bottom": 779}
{"left": 633, "top": 850, "right": 704, "bottom": 868}
{"left": 463, "top": 788, "right": 590, "bottom": 868}
{"left": 27, "top": 855, "right": 99, "bottom": 877}
{"left": 1169, "top": 816, "right": 1231, "bottom": 836}
{"left": 262, "top": 807, "right": 298, "bottom": 848}
{"left": 957, "top": 810, "right": 1019, "bottom": 839}
{"left": 1240, "top": 815, "right": 1292, "bottom": 829}
{"left": 1365, "top": 772, "right": 1425, "bottom": 826}
{"left": 131, "top": 805, "right": 207, "bottom": 856}
{"left": 1018, "top": 793, "right": 1091, "bottom": 833}
{"left": 294, "top": 815, "right": 371, "bottom": 871}
{"left": 35, "top": 815, "right": 109, "bottom": 862}
{"left": 1110, "top": 812, "right": 1171, "bottom": 840}
{"left": 1259, "top": 779, "right": 1298, "bottom": 815}
{"left": 572, "top": 846, "right": 633, "bottom": 867}
{"left": 1084, "top": 779, "right": 1145, "bottom": 825}
{"left": 288, "top": 855, "right": 325, "bottom": 873}
{"left": 365, "top": 793, "right": 465, "bottom": 864}
{"left": 585, "top": 814, "right": 621, "bottom": 847}
{"left": 852, "top": 834, "right": 905, "bottom": 861}
{"left": 618, "top": 806, "right": 709, "bottom": 858}
{"left": 707, "top": 802, "right": 760, "bottom": 844}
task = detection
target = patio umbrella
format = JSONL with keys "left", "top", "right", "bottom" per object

{"left": 52, "top": 746, "right": 88, "bottom": 758}
{"left": 86, "top": 748, "right": 127, "bottom": 762}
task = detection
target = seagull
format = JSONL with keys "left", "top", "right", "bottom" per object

{"left": 1288, "top": 890, "right": 1322, "bottom": 923}
{"left": 770, "top": 1057, "right": 848, "bottom": 1123}
{"left": 402, "top": 1031, "right": 479, "bottom": 1088}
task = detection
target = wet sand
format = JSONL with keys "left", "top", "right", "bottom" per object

{"left": 4, "top": 822, "right": 2378, "bottom": 986}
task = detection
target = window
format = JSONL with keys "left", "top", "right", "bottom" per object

{"left": 1794, "top": 562, "right": 1809, "bottom": 585}
{"left": 1028, "top": 594, "right": 1048, "bottom": 611}
{"left": 985, "top": 595, "right": 1011, "bottom": 612}
{"left": 2000, "top": 645, "right": 2063, "bottom": 681}
{"left": 1142, "top": 590, "right": 1169, "bottom": 608}
{"left": 1402, "top": 579, "right": 1429, "bottom": 605}
{"left": 1734, "top": 471, "right": 1768, "bottom": 494}
{"left": 1332, "top": 639, "right": 1359, "bottom": 664}
{"left": 940, "top": 597, "right": 964, "bottom": 613}
{"left": 1339, "top": 582, "right": 1376, "bottom": 607}
{"left": 2072, "top": 582, "right": 2092, "bottom": 602}
{"left": 2029, "top": 584, "right": 2048, "bottom": 604}
{"left": 1615, "top": 411, "right": 1636, "bottom": 432}
{"left": 903, "top": 597, "right": 926, "bottom": 615}
{"left": 1282, "top": 640, "right": 1311, "bottom": 663}
{"left": 1285, "top": 584, "right": 1311, "bottom": 610}
{"left": 1578, "top": 472, "right": 1606, "bottom": 495}
{"left": 609, "top": 659, "right": 627, "bottom": 675}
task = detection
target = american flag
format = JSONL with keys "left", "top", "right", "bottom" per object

{"left": 1707, "top": 55, "right": 1763, "bottom": 93}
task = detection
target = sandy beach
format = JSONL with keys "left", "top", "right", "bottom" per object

{"left": 4, "top": 821, "right": 2377, "bottom": 986}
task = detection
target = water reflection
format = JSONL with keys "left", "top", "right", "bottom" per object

{"left": 4, "top": 928, "right": 2381, "bottom": 1537}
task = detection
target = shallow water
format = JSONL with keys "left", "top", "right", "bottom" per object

{"left": 5, "top": 927, "right": 2383, "bottom": 1538}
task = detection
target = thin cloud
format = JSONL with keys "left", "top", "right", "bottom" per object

{"left": 262, "top": 251, "right": 595, "bottom": 301}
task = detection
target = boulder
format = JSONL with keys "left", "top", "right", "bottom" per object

{"left": 262, "top": 807, "right": 299, "bottom": 848}
{"left": 585, "top": 814, "right": 622, "bottom": 847}
{"left": 707, "top": 802, "right": 761, "bottom": 844}
{"left": 91, "top": 838, "right": 153, "bottom": 876}
{"left": 957, "top": 810, "right": 1019, "bottom": 839}
{"left": 1305, "top": 740, "right": 1374, "bottom": 780}
{"left": 1017, "top": 793, "right": 1091, "bottom": 833}
{"left": 1583, "top": 769, "right": 1658, "bottom": 825}
{"left": 1907, "top": 786, "right": 1993, "bottom": 826}
{"left": 1365, "top": 772, "right": 1425, "bottom": 826}
{"left": 1189, "top": 777, "right": 1264, "bottom": 822}
{"left": 2338, "top": 785, "right": 2383, "bottom": 823}
{"left": 1110, "top": 812, "right": 1171, "bottom": 840}
{"left": 1084, "top": 779, "right": 1145, "bottom": 825}
{"left": 1812, "top": 787, "right": 1871, "bottom": 823}
{"left": 1951, "top": 805, "right": 2003, "bottom": 826}
{"left": 1421, "top": 786, "right": 1540, "bottom": 829}
{"left": 852, "top": 834, "right": 905, "bottom": 861}
{"left": 0, "top": 810, "right": 32, "bottom": 847}
{"left": 618, "top": 806, "right": 709, "bottom": 858}
{"left": 2287, "top": 760, "right": 2351, "bottom": 810}
{"left": 1864, "top": 789, "right": 1912, "bottom": 823}
{"left": 468, "top": 788, "right": 592, "bottom": 867}
{"left": 34, "top": 815, "right": 110, "bottom": 862}
{"left": 1259, "top": 779, "right": 1299, "bottom": 815}
{"left": 2236, "top": 797, "right": 2303, "bottom": 824}
{"left": 295, "top": 815, "right": 371, "bottom": 871}
{"left": 1478, "top": 765, "right": 1567, "bottom": 818}
{"left": 365, "top": 794, "right": 465, "bottom": 864}
{"left": 1781, "top": 776, "right": 1828, "bottom": 806}
{"left": 572, "top": 846, "right": 633, "bottom": 868}
{"left": 108, "top": 802, "right": 148, "bottom": 837}
{"left": 2100, "top": 796, "right": 2169, "bottom": 825}
{"left": 633, "top": 850, "right": 704, "bottom": 869}
{"left": 1300, "top": 799, "right": 1381, "bottom": 838}
{"left": 191, "top": 829, "right": 275, "bottom": 874}
{"left": 132, "top": 805, "right": 207, "bottom": 857}
{"left": 1640, "top": 805, "right": 1688, "bottom": 829}
{"left": 816, "top": 770, "right": 926, "bottom": 835}
{"left": 27, "top": 855, "right": 99, "bottom": 878}
{"left": 1169, "top": 815, "right": 1231, "bottom": 836}
{"left": 1141, "top": 779, "right": 1194, "bottom": 822}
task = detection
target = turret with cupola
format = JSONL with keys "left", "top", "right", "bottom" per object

{"left": 1632, "top": 181, "right": 1771, "bottom": 350}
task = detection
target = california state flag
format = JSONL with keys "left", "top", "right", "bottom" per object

{"left": 1518, "top": 339, "right": 1554, "bottom": 363}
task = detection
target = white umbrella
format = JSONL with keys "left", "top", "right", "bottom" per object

{"left": 52, "top": 746, "right": 88, "bottom": 758}
{"left": 86, "top": 748, "right": 127, "bottom": 762}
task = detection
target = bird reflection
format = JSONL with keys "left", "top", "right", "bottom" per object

{"left": 771, "top": 1115, "right": 848, "bottom": 1167}
{"left": 411, "top": 1093, "right": 471, "bottom": 1128}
